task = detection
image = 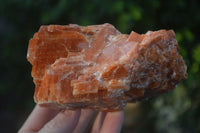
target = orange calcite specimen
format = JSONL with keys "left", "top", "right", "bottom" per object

{"left": 27, "top": 23, "right": 187, "bottom": 111}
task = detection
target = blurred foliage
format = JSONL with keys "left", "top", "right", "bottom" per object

{"left": 0, "top": 0, "right": 200, "bottom": 132}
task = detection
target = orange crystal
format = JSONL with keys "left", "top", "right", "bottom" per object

{"left": 27, "top": 23, "right": 187, "bottom": 111}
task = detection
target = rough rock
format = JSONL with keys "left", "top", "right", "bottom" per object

{"left": 27, "top": 23, "right": 187, "bottom": 111}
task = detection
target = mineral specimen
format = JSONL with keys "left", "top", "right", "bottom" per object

{"left": 27, "top": 23, "right": 187, "bottom": 111}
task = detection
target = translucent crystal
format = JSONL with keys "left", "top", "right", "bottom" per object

{"left": 27, "top": 23, "right": 187, "bottom": 111}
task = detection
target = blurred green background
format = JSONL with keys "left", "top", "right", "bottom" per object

{"left": 0, "top": 0, "right": 200, "bottom": 132}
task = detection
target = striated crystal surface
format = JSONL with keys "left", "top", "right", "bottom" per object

{"left": 27, "top": 23, "right": 187, "bottom": 111}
